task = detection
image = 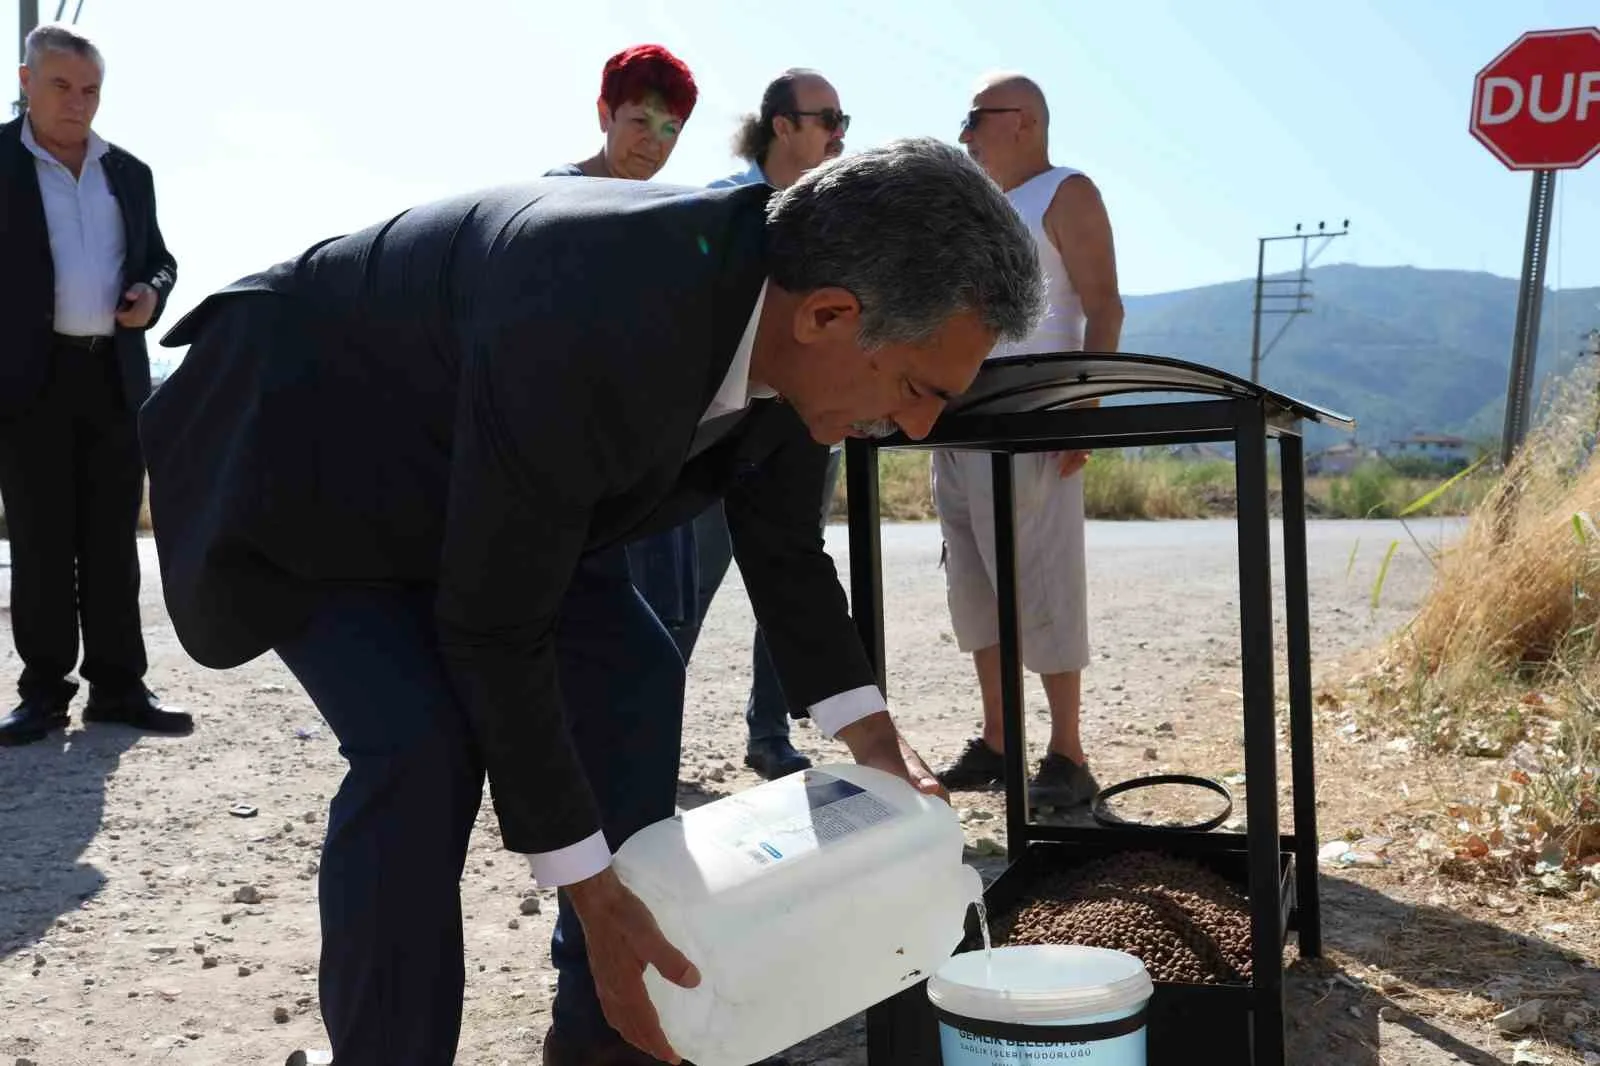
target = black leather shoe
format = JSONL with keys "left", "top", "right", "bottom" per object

{"left": 0, "top": 697, "right": 71, "bottom": 746}
{"left": 541, "top": 1027, "right": 788, "bottom": 1066}
{"left": 744, "top": 736, "right": 813, "bottom": 781}
{"left": 83, "top": 685, "right": 194, "bottom": 735}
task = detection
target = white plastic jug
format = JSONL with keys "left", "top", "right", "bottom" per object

{"left": 612, "top": 764, "right": 983, "bottom": 1066}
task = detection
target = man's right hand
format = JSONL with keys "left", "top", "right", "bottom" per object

{"left": 565, "top": 867, "right": 701, "bottom": 1063}
{"left": 1056, "top": 450, "right": 1091, "bottom": 478}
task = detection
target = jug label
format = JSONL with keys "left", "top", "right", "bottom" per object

{"left": 706, "top": 771, "right": 898, "bottom": 869}
{"left": 938, "top": 1023, "right": 1145, "bottom": 1065}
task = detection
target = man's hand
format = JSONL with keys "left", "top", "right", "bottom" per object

{"left": 1056, "top": 450, "right": 1091, "bottom": 478}
{"left": 835, "top": 710, "right": 949, "bottom": 804}
{"left": 114, "top": 283, "right": 158, "bottom": 330}
{"left": 566, "top": 867, "right": 700, "bottom": 1063}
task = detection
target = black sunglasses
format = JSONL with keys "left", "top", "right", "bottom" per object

{"left": 961, "top": 106, "right": 1022, "bottom": 133}
{"left": 784, "top": 108, "right": 851, "bottom": 134}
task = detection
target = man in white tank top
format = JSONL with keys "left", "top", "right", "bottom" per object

{"left": 932, "top": 73, "right": 1125, "bottom": 810}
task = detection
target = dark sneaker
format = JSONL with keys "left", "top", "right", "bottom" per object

{"left": 935, "top": 737, "right": 1007, "bottom": 791}
{"left": 744, "top": 737, "right": 813, "bottom": 781}
{"left": 1028, "top": 753, "right": 1100, "bottom": 809}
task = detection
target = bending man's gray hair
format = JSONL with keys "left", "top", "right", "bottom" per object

{"left": 764, "top": 137, "right": 1044, "bottom": 349}
{"left": 24, "top": 23, "right": 105, "bottom": 72}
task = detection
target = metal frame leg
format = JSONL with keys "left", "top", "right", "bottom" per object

{"left": 1278, "top": 433, "right": 1321, "bottom": 958}
{"left": 990, "top": 452, "right": 1031, "bottom": 857}
{"left": 845, "top": 440, "right": 887, "bottom": 690}
{"left": 853, "top": 439, "right": 935, "bottom": 1066}
{"left": 1235, "top": 404, "right": 1285, "bottom": 1066}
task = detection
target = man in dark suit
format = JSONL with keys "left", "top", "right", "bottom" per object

{"left": 138, "top": 137, "right": 1042, "bottom": 1066}
{"left": 0, "top": 24, "right": 188, "bottom": 746}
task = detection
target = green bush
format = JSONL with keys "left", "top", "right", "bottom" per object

{"left": 1325, "top": 462, "right": 1398, "bottom": 518}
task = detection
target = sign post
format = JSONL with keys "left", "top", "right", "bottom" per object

{"left": 1469, "top": 26, "right": 1600, "bottom": 465}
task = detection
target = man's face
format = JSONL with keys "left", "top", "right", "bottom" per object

{"left": 780, "top": 292, "right": 995, "bottom": 446}
{"left": 778, "top": 77, "right": 847, "bottom": 171}
{"left": 599, "top": 93, "right": 683, "bottom": 181}
{"left": 957, "top": 87, "right": 1023, "bottom": 179}
{"left": 18, "top": 50, "right": 101, "bottom": 147}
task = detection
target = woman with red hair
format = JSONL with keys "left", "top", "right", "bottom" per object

{"left": 547, "top": 44, "right": 698, "bottom": 182}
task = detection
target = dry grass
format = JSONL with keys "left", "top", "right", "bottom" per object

{"left": 1361, "top": 362, "right": 1600, "bottom": 873}
{"left": 0, "top": 456, "right": 1478, "bottom": 541}
{"left": 827, "top": 449, "right": 1484, "bottom": 523}
{"left": 1082, "top": 453, "right": 1232, "bottom": 519}
{"left": 1309, "top": 465, "right": 1495, "bottom": 519}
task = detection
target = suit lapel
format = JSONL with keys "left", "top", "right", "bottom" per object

{"left": 0, "top": 118, "right": 53, "bottom": 295}
{"left": 100, "top": 149, "right": 139, "bottom": 289}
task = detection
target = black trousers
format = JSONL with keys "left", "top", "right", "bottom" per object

{"left": 272, "top": 547, "right": 686, "bottom": 1064}
{"left": 0, "top": 340, "right": 148, "bottom": 703}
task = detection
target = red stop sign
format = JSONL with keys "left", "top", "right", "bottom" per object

{"left": 1470, "top": 26, "right": 1600, "bottom": 170}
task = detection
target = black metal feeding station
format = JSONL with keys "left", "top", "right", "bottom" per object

{"left": 843, "top": 352, "right": 1354, "bottom": 1066}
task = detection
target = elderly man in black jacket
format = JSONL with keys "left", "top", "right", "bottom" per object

{"left": 138, "top": 137, "right": 1042, "bottom": 1066}
{"left": 0, "top": 24, "right": 185, "bottom": 746}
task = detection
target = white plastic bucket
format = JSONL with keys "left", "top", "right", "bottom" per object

{"left": 927, "top": 944, "right": 1154, "bottom": 1065}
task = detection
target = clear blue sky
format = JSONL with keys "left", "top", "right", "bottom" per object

{"left": 9, "top": 0, "right": 1600, "bottom": 373}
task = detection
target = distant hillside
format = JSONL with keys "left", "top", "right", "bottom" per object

{"left": 149, "top": 264, "right": 1598, "bottom": 456}
{"left": 1119, "top": 264, "right": 1600, "bottom": 452}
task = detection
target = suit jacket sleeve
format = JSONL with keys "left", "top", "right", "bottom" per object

{"left": 134, "top": 159, "right": 177, "bottom": 326}
{"left": 433, "top": 332, "right": 608, "bottom": 856}
{"left": 724, "top": 409, "right": 879, "bottom": 716}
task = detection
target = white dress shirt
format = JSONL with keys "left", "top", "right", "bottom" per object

{"left": 22, "top": 118, "right": 126, "bottom": 338}
{"left": 524, "top": 280, "right": 888, "bottom": 888}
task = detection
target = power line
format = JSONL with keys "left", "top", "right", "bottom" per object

{"left": 1248, "top": 220, "right": 1351, "bottom": 385}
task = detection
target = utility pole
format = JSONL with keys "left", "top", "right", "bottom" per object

{"left": 15, "top": 0, "right": 40, "bottom": 118}
{"left": 1249, "top": 220, "right": 1351, "bottom": 385}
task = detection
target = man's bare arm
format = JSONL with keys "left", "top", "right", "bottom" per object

{"left": 1047, "top": 174, "right": 1124, "bottom": 356}
{"left": 1045, "top": 174, "right": 1124, "bottom": 475}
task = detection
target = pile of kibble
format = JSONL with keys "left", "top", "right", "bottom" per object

{"left": 990, "top": 851, "right": 1255, "bottom": 985}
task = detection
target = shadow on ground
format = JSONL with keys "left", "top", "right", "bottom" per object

{"left": 675, "top": 779, "right": 732, "bottom": 812}
{"left": 0, "top": 723, "right": 138, "bottom": 959}
{"left": 1288, "top": 872, "right": 1599, "bottom": 1065}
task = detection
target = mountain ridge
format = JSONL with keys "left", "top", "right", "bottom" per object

{"left": 1117, "top": 263, "right": 1600, "bottom": 451}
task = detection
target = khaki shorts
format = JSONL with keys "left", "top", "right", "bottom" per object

{"left": 931, "top": 449, "right": 1089, "bottom": 675}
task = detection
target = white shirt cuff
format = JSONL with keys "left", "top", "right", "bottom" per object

{"left": 523, "top": 830, "right": 612, "bottom": 888}
{"left": 807, "top": 685, "right": 886, "bottom": 736}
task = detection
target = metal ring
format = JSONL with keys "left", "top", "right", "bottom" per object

{"left": 1089, "top": 773, "right": 1235, "bottom": 833}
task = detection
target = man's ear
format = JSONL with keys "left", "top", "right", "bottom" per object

{"left": 597, "top": 97, "right": 613, "bottom": 133}
{"left": 792, "top": 286, "right": 861, "bottom": 345}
